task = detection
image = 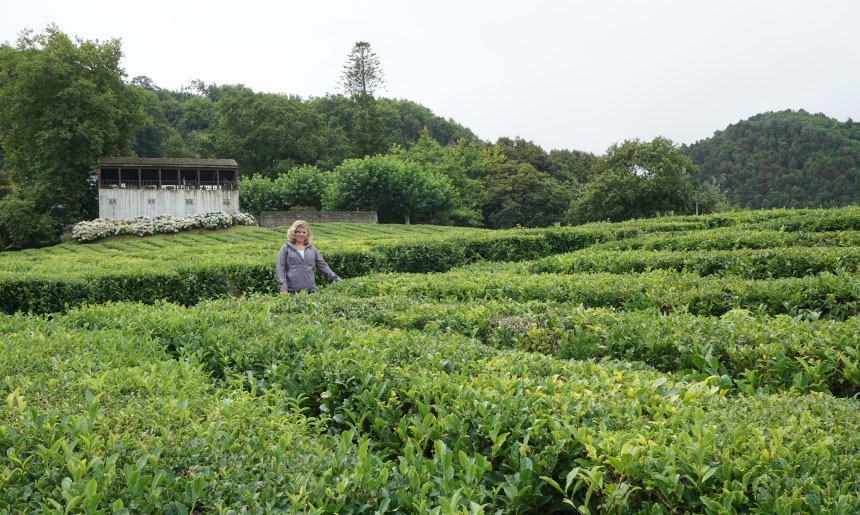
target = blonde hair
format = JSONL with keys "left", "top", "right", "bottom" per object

{"left": 287, "top": 220, "right": 312, "bottom": 244}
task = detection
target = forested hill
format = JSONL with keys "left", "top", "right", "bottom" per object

{"left": 132, "top": 78, "right": 478, "bottom": 176}
{"left": 683, "top": 110, "right": 860, "bottom": 209}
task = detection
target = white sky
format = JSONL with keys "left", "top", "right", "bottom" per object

{"left": 3, "top": 0, "right": 859, "bottom": 155}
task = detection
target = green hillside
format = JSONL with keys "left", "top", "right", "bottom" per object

{"left": 684, "top": 110, "right": 860, "bottom": 209}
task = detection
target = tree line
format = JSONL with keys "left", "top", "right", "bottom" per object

{"left": 130, "top": 80, "right": 478, "bottom": 177}
{"left": 2, "top": 28, "right": 727, "bottom": 249}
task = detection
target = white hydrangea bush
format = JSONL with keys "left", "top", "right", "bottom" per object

{"left": 73, "top": 212, "right": 257, "bottom": 243}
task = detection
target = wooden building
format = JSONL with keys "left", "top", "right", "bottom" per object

{"left": 97, "top": 157, "right": 240, "bottom": 219}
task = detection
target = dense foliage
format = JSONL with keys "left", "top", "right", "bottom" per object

{"left": 215, "top": 88, "right": 348, "bottom": 176}
{"left": 323, "top": 156, "right": 458, "bottom": 224}
{"left": 484, "top": 161, "right": 571, "bottom": 228}
{"left": 569, "top": 137, "right": 720, "bottom": 224}
{"left": 239, "top": 166, "right": 332, "bottom": 214}
{"left": 128, "top": 81, "right": 477, "bottom": 174}
{"left": 2, "top": 206, "right": 860, "bottom": 512}
{"left": 684, "top": 109, "right": 860, "bottom": 209}
{"left": 0, "top": 26, "right": 146, "bottom": 249}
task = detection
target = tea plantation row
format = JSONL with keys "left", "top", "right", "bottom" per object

{"left": 4, "top": 206, "right": 860, "bottom": 314}
{"left": 2, "top": 296, "right": 859, "bottom": 513}
{"left": 530, "top": 246, "right": 860, "bottom": 278}
{"left": 272, "top": 290, "right": 860, "bottom": 397}
{"left": 336, "top": 262, "right": 860, "bottom": 319}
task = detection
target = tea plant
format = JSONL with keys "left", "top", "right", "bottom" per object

{"left": 4, "top": 296, "right": 859, "bottom": 512}
{"left": 4, "top": 206, "right": 860, "bottom": 513}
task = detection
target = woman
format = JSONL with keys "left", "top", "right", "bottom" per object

{"left": 276, "top": 220, "right": 341, "bottom": 293}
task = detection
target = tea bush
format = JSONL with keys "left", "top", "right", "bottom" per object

{"left": 4, "top": 297, "right": 859, "bottom": 512}
{"left": 530, "top": 246, "right": 860, "bottom": 278}
{"left": 0, "top": 312, "right": 398, "bottom": 513}
{"left": 274, "top": 292, "right": 860, "bottom": 396}
{"left": 336, "top": 264, "right": 860, "bottom": 320}
{"left": 6, "top": 206, "right": 860, "bottom": 314}
{"left": 4, "top": 206, "right": 860, "bottom": 513}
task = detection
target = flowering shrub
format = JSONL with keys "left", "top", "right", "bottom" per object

{"left": 72, "top": 212, "right": 257, "bottom": 243}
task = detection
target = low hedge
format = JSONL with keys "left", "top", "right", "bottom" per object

{"left": 5, "top": 206, "right": 860, "bottom": 315}
{"left": 12, "top": 296, "right": 858, "bottom": 513}
{"left": 17, "top": 238, "right": 850, "bottom": 319}
{"left": 271, "top": 293, "right": 860, "bottom": 396}
{"left": 530, "top": 245, "right": 860, "bottom": 278}
{"left": 336, "top": 263, "right": 860, "bottom": 320}
{"left": 596, "top": 227, "right": 860, "bottom": 252}
{"left": 0, "top": 225, "right": 662, "bottom": 314}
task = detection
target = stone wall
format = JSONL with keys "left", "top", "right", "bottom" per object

{"left": 259, "top": 211, "right": 378, "bottom": 227}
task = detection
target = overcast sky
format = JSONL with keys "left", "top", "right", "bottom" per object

{"left": 3, "top": 0, "right": 859, "bottom": 154}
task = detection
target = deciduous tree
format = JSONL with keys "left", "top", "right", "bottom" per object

{"left": 0, "top": 26, "right": 146, "bottom": 248}
{"left": 216, "top": 88, "right": 348, "bottom": 177}
{"left": 390, "top": 130, "right": 492, "bottom": 226}
{"left": 483, "top": 161, "right": 571, "bottom": 228}
{"left": 323, "top": 155, "right": 456, "bottom": 224}
{"left": 568, "top": 137, "right": 700, "bottom": 224}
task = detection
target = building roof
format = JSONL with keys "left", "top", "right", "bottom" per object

{"left": 98, "top": 157, "right": 238, "bottom": 168}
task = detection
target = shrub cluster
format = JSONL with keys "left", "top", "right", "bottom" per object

{"left": 530, "top": 245, "right": 860, "bottom": 279}
{"left": 4, "top": 296, "right": 858, "bottom": 512}
{"left": 71, "top": 212, "right": 257, "bottom": 242}
{"left": 337, "top": 263, "right": 860, "bottom": 320}
{"left": 4, "top": 206, "right": 860, "bottom": 512}
{"left": 277, "top": 293, "right": 860, "bottom": 397}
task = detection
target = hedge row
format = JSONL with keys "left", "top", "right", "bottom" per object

{"left": 530, "top": 245, "right": 860, "bottom": 278}
{"left": 334, "top": 263, "right": 860, "bottom": 320}
{"left": 263, "top": 292, "right": 860, "bottom": 396}
{"left": 9, "top": 231, "right": 860, "bottom": 316}
{"left": 0, "top": 223, "right": 689, "bottom": 314}
{"left": 595, "top": 205, "right": 860, "bottom": 234}
{"left": 7, "top": 297, "right": 858, "bottom": 512}
{"left": 5, "top": 206, "right": 860, "bottom": 314}
{"left": 595, "top": 227, "right": 860, "bottom": 252}
{"left": 0, "top": 224, "right": 474, "bottom": 281}
{"left": 757, "top": 207, "right": 860, "bottom": 232}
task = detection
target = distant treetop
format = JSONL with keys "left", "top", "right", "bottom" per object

{"left": 339, "top": 41, "right": 386, "bottom": 99}
{"left": 685, "top": 110, "right": 860, "bottom": 209}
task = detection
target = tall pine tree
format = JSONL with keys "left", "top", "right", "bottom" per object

{"left": 339, "top": 42, "right": 388, "bottom": 157}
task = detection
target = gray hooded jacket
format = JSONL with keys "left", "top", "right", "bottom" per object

{"left": 276, "top": 243, "right": 341, "bottom": 292}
